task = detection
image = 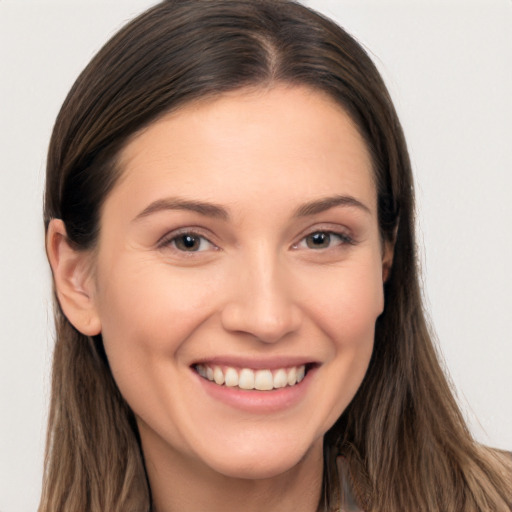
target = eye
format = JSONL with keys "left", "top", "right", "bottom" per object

{"left": 295, "top": 230, "right": 353, "bottom": 250}
{"left": 160, "top": 231, "right": 216, "bottom": 252}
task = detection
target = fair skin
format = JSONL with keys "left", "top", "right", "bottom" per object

{"left": 47, "top": 85, "right": 392, "bottom": 512}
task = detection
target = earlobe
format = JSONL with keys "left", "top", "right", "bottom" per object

{"left": 46, "top": 219, "right": 101, "bottom": 336}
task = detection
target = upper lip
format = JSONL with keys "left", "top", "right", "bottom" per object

{"left": 191, "top": 356, "right": 319, "bottom": 370}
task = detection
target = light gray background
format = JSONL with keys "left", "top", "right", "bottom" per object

{"left": 1, "top": 1, "right": 511, "bottom": 510}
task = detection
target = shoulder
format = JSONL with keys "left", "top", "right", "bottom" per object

{"left": 494, "top": 448, "right": 512, "bottom": 509}
{"left": 480, "top": 445, "right": 512, "bottom": 467}
{"left": 335, "top": 448, "right": 512, "bottom": 512}
{"left": 494, "top": 447, "right": 512, "bottom": 477}
{"left": 336, "top": 456, "right": 365, "bottom": 512}
{"left": 474, "top": 445, "right": 512, "bottom": 510}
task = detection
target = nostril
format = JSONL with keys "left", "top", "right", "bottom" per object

{"left": 220, "top": 301, "right": 303, "bottom": 344}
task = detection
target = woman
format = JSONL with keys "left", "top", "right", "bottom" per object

{"left": 40, "top": 0, "right": 512, "bottom": 511}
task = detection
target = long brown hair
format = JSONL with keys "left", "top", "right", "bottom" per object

{"left": 41, "top": 1, "right": 512, "bottom": 510}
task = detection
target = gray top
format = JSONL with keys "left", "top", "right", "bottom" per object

{"left": 337, "top": 457, "right": 364, "bottom": 512}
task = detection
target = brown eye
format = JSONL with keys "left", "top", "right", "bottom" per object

{"left": 305, "top": 232, "right": 331, "bottom": 249}
{"left": 163, "top": 232, "right": 216, "bottom": 253}
{"left": 295, "top": 230, "right": 353, "bottom": 251}
{"left": 174, "top": 234, "right": 202, "bottom": 251}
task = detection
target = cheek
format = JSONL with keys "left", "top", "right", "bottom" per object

{"left": 289, "top": 261, "right": 382, "bottom": 434}
{"left": 300, "top": 258, "right": 384, "bottom": 347}
{"left": 95, "top": 256, "right": 222, "bottom": 371}
{"left": 94, "top": 258, "right": 225, "bottom": 434}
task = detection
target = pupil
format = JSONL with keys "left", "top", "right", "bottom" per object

{"left": 180, "top": 234, "right": 198, "bottom": 250}
{"left": 308, "top": 232, "right": 330, "bottom": 248}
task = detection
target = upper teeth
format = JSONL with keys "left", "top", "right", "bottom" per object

{"left": 195, "top": 364, "right": 306, "bottom": 390}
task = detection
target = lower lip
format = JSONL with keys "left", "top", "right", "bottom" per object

{"left": 194, "top": 367, "right": 317, "bottom": 414}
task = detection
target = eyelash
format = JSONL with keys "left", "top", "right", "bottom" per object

{"left": 292, "top": 230, "right": 355, "bottom": 250}
{"left": 158, "top": 227, "right": 355, "bottom": 255}
{"left": 158, "top": 229, "right": 218, "bottom": 253}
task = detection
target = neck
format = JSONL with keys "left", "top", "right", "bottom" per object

{"left": 142, "top": 431, "right": 324, "bottom": 512}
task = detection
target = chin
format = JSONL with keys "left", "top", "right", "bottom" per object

{"left": 199, "top": 435, "right": 323, "bottom": 481}
{"left": 211, "top": 456, "right": 303, "bottom": 480}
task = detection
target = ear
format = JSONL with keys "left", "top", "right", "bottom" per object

{"left": 382, "top": 239, "right": 395, "bottom": 283}
{"left": 46, "top": 219, "right": 101, "bottom": 336}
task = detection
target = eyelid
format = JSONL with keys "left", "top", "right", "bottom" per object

{"left": 155, "top": 224, "right": 356, "bottom": 252}
{"left": 157, "top": 227, "right": 219, "bottom": 251}
{"left": 291, "top": 225, "right": 356, "bottom": 250}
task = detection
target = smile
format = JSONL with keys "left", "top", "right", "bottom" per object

{"left": 194, "top": 364, "right": 307, "bottom": 391}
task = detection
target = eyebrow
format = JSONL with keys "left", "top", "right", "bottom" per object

{"left": 293, "top": 194, "right": 372, "bottom": 217}
{"left": 132, "top": 194, "right": 371, "bottom": 223}
{"left": 133, "top": 197, "right": 230, "bottom": 222}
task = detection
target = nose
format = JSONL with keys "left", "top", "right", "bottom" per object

{"left": 220, "top": 251, "right": 303, "bottom": 344}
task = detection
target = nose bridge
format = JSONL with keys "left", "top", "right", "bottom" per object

{"left": 221, "top": 243, "right": 302, "bottom": 343}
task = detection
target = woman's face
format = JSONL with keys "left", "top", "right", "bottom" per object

{"left": 89, "top": 85, "right": 390, "bottom": 480}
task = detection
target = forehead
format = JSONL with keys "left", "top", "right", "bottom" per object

{"left": 111, "top": 85, "right": 376, "bottom": 218}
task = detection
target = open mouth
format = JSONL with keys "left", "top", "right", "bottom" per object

{"left": 193, "top": 363, "right": 316, "bottom": 391}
